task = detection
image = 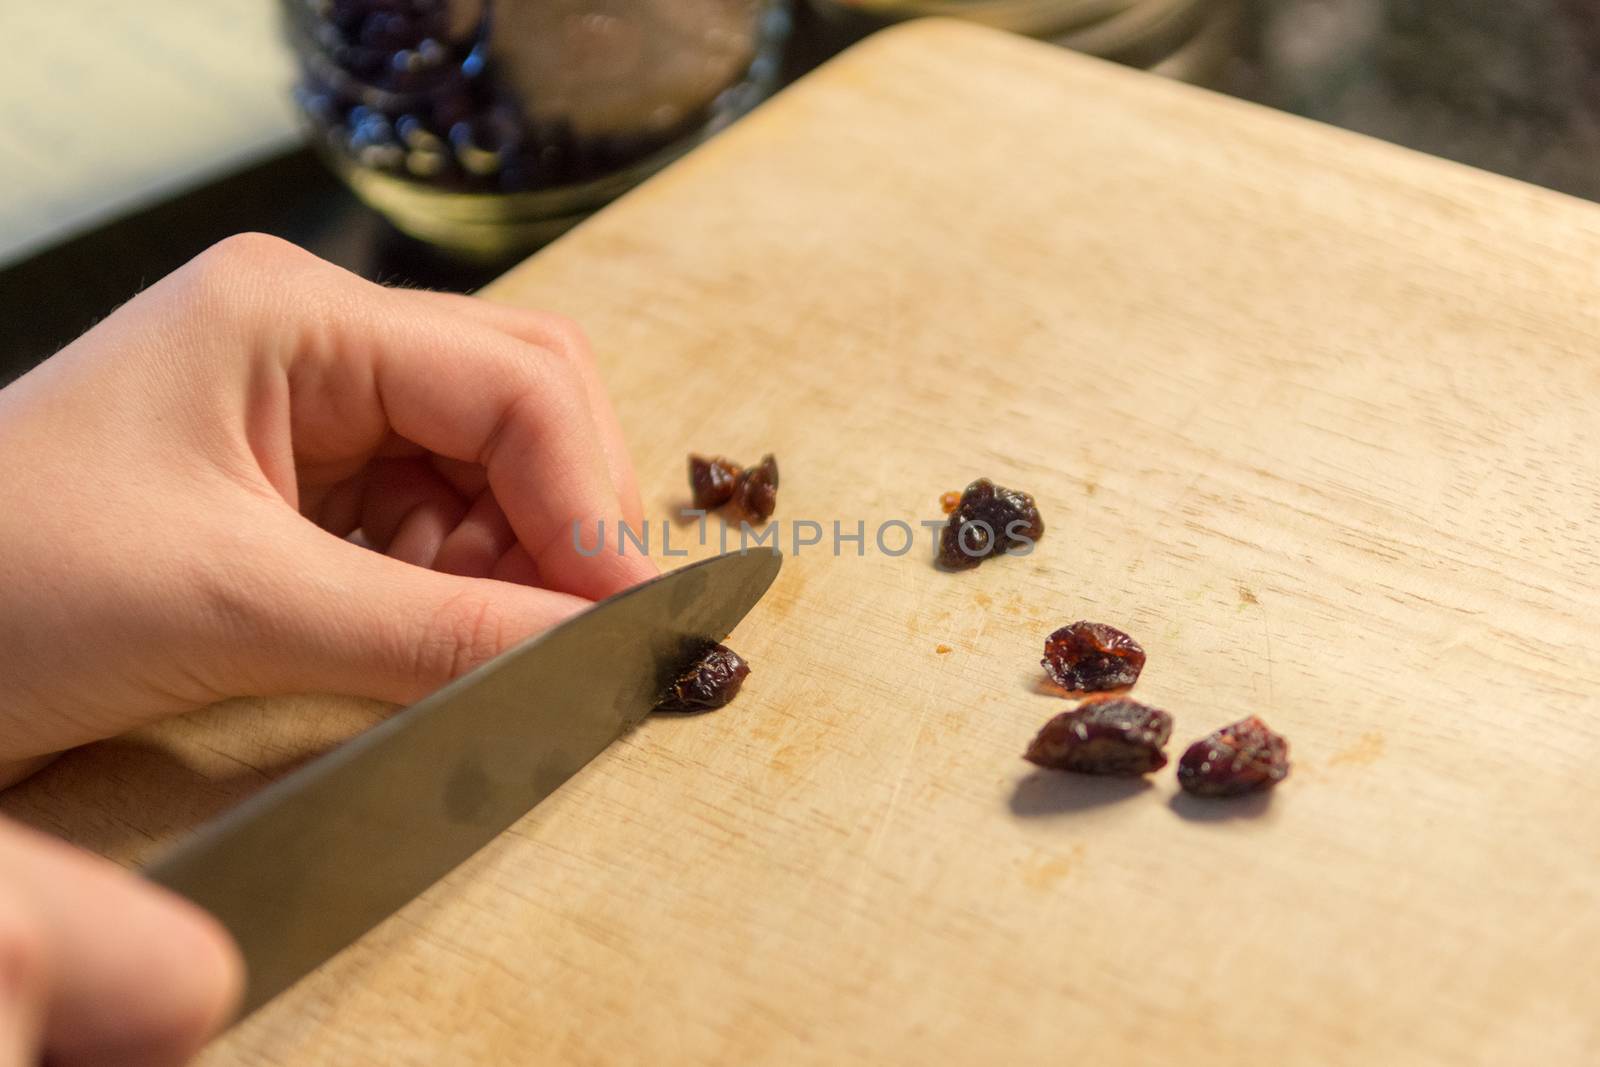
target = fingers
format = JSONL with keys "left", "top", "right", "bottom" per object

{"left": 354, "top": 307, "right": 654, "bottom": 598}
{"left": 403, "top": 291, "right": 645, "bottom": 528}
{"left": 343, "top": 461, "right": 538, "bottom": 580}
{"left": 0, "top": 817, "right": 242, "bottom": 1067}
{"left": 295, "top": 281, "right": 650, "bottom": 599}
{"left": 354, "top": 458, "right": 470, "bottom": 567}
{"left": 152, "top": 235, "right": 652, "bottom": 600}
{"left": 434, "top": 490, "right": 518, "bottom": 579}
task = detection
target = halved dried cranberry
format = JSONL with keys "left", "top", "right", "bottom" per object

{"left": 1042, "top": 621, "right": 1146, "bottom": 692}
{"left": 733, "top": 453, "right": 779, "bottom": 522}
{"left": 653, "top": 643, "right": 750, "bottom": 713}
{"left": 689, "top": 454, "right": 741, "bottom": 510}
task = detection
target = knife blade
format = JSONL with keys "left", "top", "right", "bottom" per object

{"left": 144, "top": 548, "right": 781, "bottom": 1018}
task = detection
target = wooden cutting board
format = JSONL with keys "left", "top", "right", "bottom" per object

{"left": 7, "top": 19, "right": 1600, "bottom": 1065}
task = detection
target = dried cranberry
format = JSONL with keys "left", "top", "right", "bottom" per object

{"left": 1042, "top": 621, "right": 1146, "bottom": 692}
{"left": 687, "top": 452, "right": 779, "bottom": 521}
{"left": 689, "top": 454, "right": 741, "bottom": 510}
{"left": 1176, "top": 716, "right": 1291, "bottom": 797}
{"left": 1024, "top": 698, "right": 1172, "bottom": 776}
{"left": 936, "top": 478, "right": 1044, "bottom": 570}
{"left": 653, "top": 643, "right": 750, "bottom": 713}
{"left": 733, "top": 453, "right": 779, "bottom": 522}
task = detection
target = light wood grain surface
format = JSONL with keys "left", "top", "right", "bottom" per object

{"left": 7, "top": 18, "right": 1600, "bottom": 1065}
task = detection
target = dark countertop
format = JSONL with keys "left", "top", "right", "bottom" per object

{"left": 7, "top": 0, "right": 1600, "bottom": 384}
{"left": 1234, "top": 0, "right": 1600, "bottom": 201}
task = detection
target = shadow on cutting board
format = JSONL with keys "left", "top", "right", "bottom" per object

{"left": 1009, "top": 772, "right": 1278, "bottom": 821}
{"left": 1008, "top": 771, "right": 1150, "bottom": 816}
{"left": 0, "top": 694, "right": 391, "bottom": 866}
{"left": 1167, "top": 790, "right": 1274, "bottom": 822}
{"left": 0, "top": 736, "right": 278, "bottom": 864}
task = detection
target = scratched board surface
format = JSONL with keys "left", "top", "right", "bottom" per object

{"left": 5, "top": 19, "right": 1599, "bottom": 1066}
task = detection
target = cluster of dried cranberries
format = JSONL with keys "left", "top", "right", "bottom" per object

{"left": 1025, "top": 620, "right": 1290, "bottom": 798}
{"left": 655, "top": 459, "right": 1296, "bottom": 800}
{"left": 689, "top": 453, "right": 779, "bottom": 522}
{"left": 649, "top": 452, "right": 781, "bottom": 719}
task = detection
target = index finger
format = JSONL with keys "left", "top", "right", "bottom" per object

{"left": 252, "top": 254, "right": 655, "bottom": 600}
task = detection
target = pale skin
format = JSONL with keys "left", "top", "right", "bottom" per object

{"left": 0, "top": 234, "right": 658, "bottom": 1066}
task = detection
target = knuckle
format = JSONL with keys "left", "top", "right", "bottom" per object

{"left": 205, "top": 230, "right": 301, "bottom": 265}
{"left": 540, "top": 348, "right": 590, "bottom": 403}
{"left": 537, "top": 310, "right": 587, "bottom": 346}
{"left": 416, "top": 594, "right": 511, "bottom": 684}
{"left": 190, "top": 232, "right": 305, "bottom": 284}
{"left": 532, "top": 312, "right": 594, "bottom": 368}
{"left": 168, "top": 233, "right": 314, "bottom": 318}
{"left": 485, "top": 374, "right": 586, "bottom": 470}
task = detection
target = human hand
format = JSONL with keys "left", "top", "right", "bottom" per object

{"left": 0, "top": 234, "right": 655, "bottom": 788}
{"left": 0, "top": 814, "right": 241, "bottom": 1066}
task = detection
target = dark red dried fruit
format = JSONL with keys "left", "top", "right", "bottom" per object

{"left": 687, "top": 452, "right": 779, "bottom": 520}
{"left": 689, "top": 454, "right": 741, "bottom": 511}
{"left": 936, "top": 478, "right": 1044, "bottom": 570}
{"left": 1042, "top": 621, "right": 1146, "bottom": 692}
{"left": 1024, "top": 698, "right": 1172, "bottom": 776}
{"left": 1176, "top": 716, "right": 1291, "bottom": 797}
{"left": 653, "top": 642, "right": 750, "bottom": 713}
{"left": 733, "top": 453, "right": 779, "bottom": 522}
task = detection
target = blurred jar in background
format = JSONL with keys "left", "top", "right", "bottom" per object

{"left": 808, "top": 0, "right": 1241, "bottom": 84}
{"left": 284, "top": 0, "right": 790, "bottom": 258}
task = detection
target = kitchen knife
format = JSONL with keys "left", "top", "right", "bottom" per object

{"left": 145, "top": 548, "right": 782, "bottom": 1018}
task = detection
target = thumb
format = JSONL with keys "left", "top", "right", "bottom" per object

{"left": 226, "top": 518, "right": 593, "bottom": 705}
{"left": 0, "top": 816, "right": 241, "bottom": 1067}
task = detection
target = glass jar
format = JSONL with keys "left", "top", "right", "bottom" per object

{"left": 283, "top": 1, "right": 790, "bottom": 259}
{"left": 812, "top": 0, "right": 1128, "bottom": 34}
{"left": 808, "top": 0, "right": 1234, "bottom": 80}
